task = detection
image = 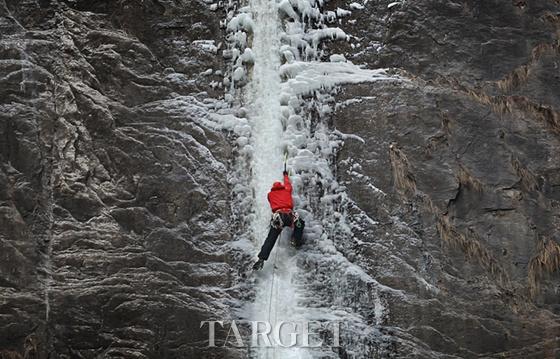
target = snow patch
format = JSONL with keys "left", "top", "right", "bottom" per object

{"left": 191, "top": 40, "right": 217, "bottom": 54}
{"left": 349, "top": 2, "right": 364, "bottom": 10}
{"left": 329, "top": 54, "right": 347, "bottom": 62}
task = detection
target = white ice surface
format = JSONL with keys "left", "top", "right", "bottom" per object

{"left": 221, "top": 0, "right": 406, "bottom": 356}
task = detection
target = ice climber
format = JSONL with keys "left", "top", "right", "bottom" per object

{"left": 252, "top": 170, "right": 305, "bottom": 271}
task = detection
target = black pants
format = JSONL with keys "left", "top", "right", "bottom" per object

{"left": 257, "top": 212, "right": 305, "bottom": 260}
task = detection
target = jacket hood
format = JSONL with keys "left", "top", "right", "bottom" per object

{"left": 271, "top": 181, "right": 284, "bottom": 190}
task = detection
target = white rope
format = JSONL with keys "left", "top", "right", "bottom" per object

{"left": 267, "top": 237, "right": 280, "bottom": 359}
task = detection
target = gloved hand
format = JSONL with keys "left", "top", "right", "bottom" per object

{"left": 283, "top": 170, "right": 288, "bottom": 176}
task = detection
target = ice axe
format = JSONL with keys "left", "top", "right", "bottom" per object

{"left": 283, "top": 152, "right": 292, "bottom": 176}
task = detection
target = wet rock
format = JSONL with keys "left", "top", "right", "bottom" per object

{"left": 330, "top": 0, "right": 560, "bottom": 356}
{"left": 0, "top": 0, "right": 240, "bottom": 357}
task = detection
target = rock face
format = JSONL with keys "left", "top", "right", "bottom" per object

{"left": 1, "top": 0, "right": 559, "bottom": 358}
{"left": 0, "top": 1, "right": 240, "bottom": 358}
{"left": 329, "top": 0, "right": 560, "bottom": 357}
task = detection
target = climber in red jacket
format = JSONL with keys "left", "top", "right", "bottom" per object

{"left": 253, "top": 170, "right": 305, "bottom": 270}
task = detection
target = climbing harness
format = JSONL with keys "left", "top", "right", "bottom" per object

{"left": 270, "top": 210, "right": 300, "bottom": 229}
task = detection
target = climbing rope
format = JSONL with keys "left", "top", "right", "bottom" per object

{"left": 272, "top": 252, "right": 279, "bottom": 359}
{"left": 267, "top": 241, "right": 279, "bottom": 359}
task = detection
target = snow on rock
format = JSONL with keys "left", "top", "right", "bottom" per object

{"left": 349, "top": 2, "right": 364, "bottom": 10}
{"left": 306, "top": 27, "right": 348, "bottom": 47}
{"left": 240, "top": 48, "right": 254, "bottom": 64}
{"left": 278, "top": 0, "right": 299, "bottom": 20}
{"left": 226, "top": 13, "right": 255, "bottom": 32}
{"left": 329, "top": 53, "right": 347, "bottom": 62}
{"left": 279, "top": 61, "right": 400, "bottom": 97}
{"left": 232, "top": 66, "right": 246, "bottom": 81}
{"left": 230, "top": 30, "right": 248, "bottom": 49}
{"left": 336, "top": 7, "right": 352, "bottom": 17}
{"left": 191, "top": 39, "right": 218, "bottom": 53}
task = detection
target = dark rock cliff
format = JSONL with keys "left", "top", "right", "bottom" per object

{"left": 331, "top": 0, "right": 560, "bottom": 357}
{"left": 0, "top": 0, "right": 238, "bottom": 358}
{"left": 1, "top": 0, "right": 559, "bottom": 358}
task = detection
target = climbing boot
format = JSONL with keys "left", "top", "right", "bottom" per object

{"left": 252, "top": 258, "right": 264, "bottom": 271}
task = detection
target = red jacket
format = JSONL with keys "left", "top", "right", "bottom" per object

{"left": 267, "top": 174, "right": 293, "bottom": 212}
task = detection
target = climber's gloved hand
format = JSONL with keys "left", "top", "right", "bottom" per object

{"left": 283, "top": 170, "right": 288, "bottom": 176}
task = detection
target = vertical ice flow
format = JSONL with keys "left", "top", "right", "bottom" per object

{"left": 227, "top": 0, "right": 404, "bottom": 356}
{"left": 245, "top": 0, "right": 312, "bottom": 357}
{"left": 246, "top": 0, "right": 283, "bottom": 242}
